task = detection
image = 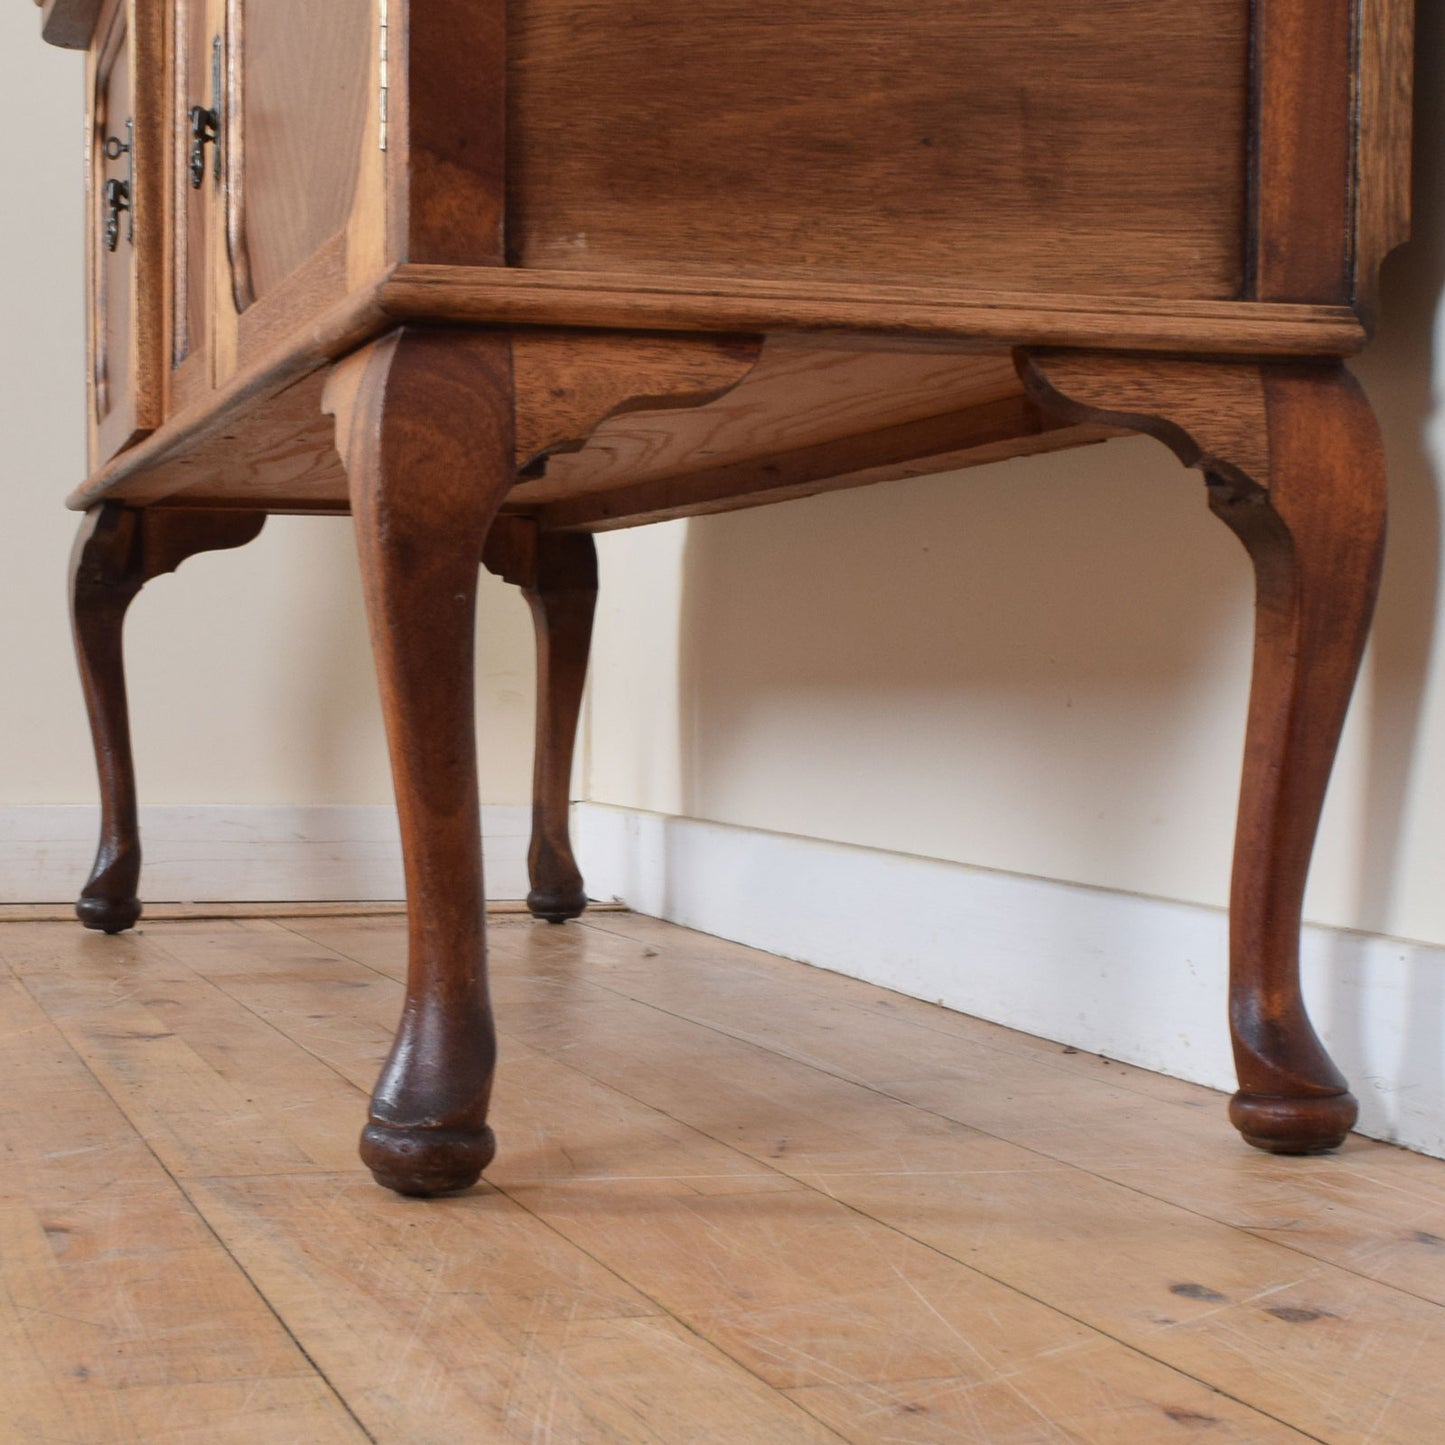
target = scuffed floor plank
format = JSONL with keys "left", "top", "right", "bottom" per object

{"left": 0, "top": 958, "right": 366, "bottom": 1443}
{"left": 5, "top": 911, "right": 1445, "bottom": 1442}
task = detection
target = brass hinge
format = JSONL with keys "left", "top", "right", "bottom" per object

{"left": 378, "top": 0, "right": 389, "bottom": 151}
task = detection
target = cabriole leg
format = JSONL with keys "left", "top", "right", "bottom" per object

{"left": 1210, "top": 368, "right": 1384, "bottom": 1151}
{"left": 1021, "top": 353, "right": 1385, "bottom": 1154}
{"left": 70, "top": 503, "right": 265, "bottom": 934}
{"left": 484, "top": 520, "right": 598, "bottom": 924}
{"left": 325, "top": 328, "right": 516, "bottom": 1196}
{"left": 523, "top": 533, "right": 598, "bottom": 922}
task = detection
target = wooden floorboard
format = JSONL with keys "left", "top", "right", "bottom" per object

{"left": 1, "top": 912, "right": 1443, "bottom": 1441}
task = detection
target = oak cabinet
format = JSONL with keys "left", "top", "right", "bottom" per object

{"left": 507, "top": 1, "right": 1251, "bottom": 297}
{"left": 35, "top": 0, "right": 1415, "bottom": 1198}
{"left": 86, "top": 0, "right": 163, "bottom": 463}
{"left": 91, "top": 0, "right": 382, "bottom": 447}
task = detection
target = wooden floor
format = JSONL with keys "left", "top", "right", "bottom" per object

{"left": 3, "top": 912, "right": 1444, "bottom": 1443}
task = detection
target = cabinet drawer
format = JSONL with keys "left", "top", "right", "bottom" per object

{"left": 87, "top": 0, "right": 163, "bottom": 466}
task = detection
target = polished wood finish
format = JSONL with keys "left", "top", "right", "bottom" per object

{"left": 1022, "top": 353, "right": 1387, "bottom": 1153}
{"left": 68, "top": 503, "right": 265, "bottom": 934}
{"left": 509, "top": 0, "right": 1248, "bottom": 297}
{"left": 6, "top": 908, "right": 1445, "bottom": 1440}
{"left": 483, "top": 520, "right": 598, "bottom": 923}
{"left": 400, "top": 0, "right": 507, "bottom": 267}
{"left": 514, "top": 342, "right": 1103, "bottom": 532}
{"left": 376, "top": 267, "right": 1371, "bottom": 356}
{"left": 1357, "top": 0, "right": 1416, "bottom": 320}
{"left": 1250, "top": 0, "right": 1355, "bottom": 302}
{"left": 37, "top": 3, "right": 1416, "bottom": 1190}
{"left": 325, "top": 328, "right": 515, "bottom": 1195}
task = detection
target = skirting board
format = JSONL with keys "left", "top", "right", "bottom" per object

{"left": 0, "top": 804, "right": 530, "bottom": 905}
{"left": 574, "top": 802, "right": 1445, "bottom": 1162}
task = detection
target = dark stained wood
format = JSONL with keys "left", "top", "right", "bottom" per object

{"left": 41, "top": 0, "right": 103, "bottom": 48}
{"left": 1022, "top": 351, "right": 1387, "bottom": 1154}
{"left": 1249, "top": 0, "right": 1355, "bottom": 303}
{"left": 1355, "top": 0, "right": 1416, "bottom": 324}
{"left": 508, "top": 0, "right": 1248, "bottom": 298}
{"left": 69, "top": 503, "right": 266, "bottom": 934}
{"left": 483, "top": 519, "right": 597, "bottom": 922}
{"left": 396, "top": 0, "right": 507, "bottom": 266}
{"left": 323, "top": 327, "right": 516, "bottom": 1196}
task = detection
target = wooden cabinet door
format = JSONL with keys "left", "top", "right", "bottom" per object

{"left": 169, "top": 0, "right": 219, "bottom": 413}
{"left": 87, "top": 0, "right": 163, "bottom": 466}
{"left": 219, "top": 0, "right": 382, "bottom": 379}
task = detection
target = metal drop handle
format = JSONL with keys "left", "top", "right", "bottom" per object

{"left": 188, "top": 36, "right": 223, "bottom": 190}
{"left": 188, "top": 105, "right": 219, "bottom": 189}
{"left": 101, "top": 120, "right": 133, "bottom": 251}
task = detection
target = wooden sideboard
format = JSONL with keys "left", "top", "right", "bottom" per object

{"left": 35, "top": 0, "right": 1414, "bottom": 1195}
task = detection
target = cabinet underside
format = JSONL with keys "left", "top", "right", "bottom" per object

{"left": 70, "top": 339, "right": 1118, "bottom": 528}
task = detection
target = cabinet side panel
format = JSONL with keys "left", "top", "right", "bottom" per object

{"left": 397, "top": 0, "right": 507, "bottom": 265}
{"left": 506, "top": 0, "right": 1249, "bottom": 299}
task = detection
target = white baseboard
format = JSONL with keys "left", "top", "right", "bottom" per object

{"left": 575, "top": 802, "right": 1445, "bottom": 1162}
{"left": 0, "top": 804, "right": 530, "bottom": 904}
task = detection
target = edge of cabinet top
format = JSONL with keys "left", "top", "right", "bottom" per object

{"left": 66, "top": 268, "right": 1365, "bottom": 515}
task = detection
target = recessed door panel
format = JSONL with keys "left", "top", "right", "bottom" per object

{"left": 235, "top": 0, "right": 374, "bottom": 304}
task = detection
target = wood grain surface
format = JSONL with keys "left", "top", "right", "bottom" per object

{"left": 1249, "top": 0, "right": 1354, "bottom": 303}
{"left": 483, "top": 521, "right": 598, "bottom": 923}
{"left": 508, "top": 0, "right": 1249, "bottom": 298}
{"left": 69, "top": 504, "right": 267, "bottom": 935}
{"left": 4, "top": 910, "right": 1445, "bottom": 1441}
{"left": 87, "top": 0, "right": 166, "bottom": 466}
{"left": 326, "top": 328, "right": 517, "bottom": 1196}
{"left": 380, "top": 266, "right": 1368, "bottom": 355}
{"left": 235, "top": 0, "right": 373, "bottom": 302}
{"left": 1022, "top": 351, "right": 1387, "bottom": 1156}
{"left": 1355, "top": 0, "right": 1416, "bottom": 324}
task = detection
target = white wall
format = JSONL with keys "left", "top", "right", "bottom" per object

{"left": 0, "top": 12, "right": 537, "bottom": 830}
{"left": 584, "top": 13, "right": 1445, "bottom": 951}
